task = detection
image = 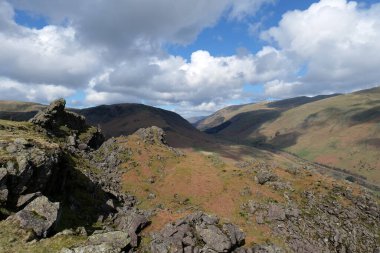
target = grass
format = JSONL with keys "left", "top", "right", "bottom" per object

{"left": 0, "top": 220, "right": 85, "bottom": 253}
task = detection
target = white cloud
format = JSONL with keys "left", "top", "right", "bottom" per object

{"left": 0, "top": 77, "right": 75, "bottom": 102}
{"left": 229, "top": 0, "right": 275, "bottom": 20}
{"left": 88, "top": 48, "right": 292, "bottom": 108}
{"left": 1, "top": 0, "right": 274, "bottom": 115}
{"left": 2, "top": 0, "right": 380, "bottom": 116}
{"left": 261, "top": 0, "right": 380, "bottom": 97}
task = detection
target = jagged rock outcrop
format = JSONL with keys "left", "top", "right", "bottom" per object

{"left": 149, "top": 211, "right": 245, "bottom": 253}
{"left": 29, "top": 98, "right": 104, "bottom": 149}
{"left": 10, "top": 195, "right": 60, "bottom": 238}
{"left": 29, "top": 98, "right": 86, "bottom": 133}
{"left": 0, "top": 137, "right": 63, "bottom": 208}
{"left": 135, "top": 126, "right": 167, "bottom": 145}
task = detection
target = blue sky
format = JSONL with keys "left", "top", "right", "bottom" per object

{"left": 1, "top": 0, "right": 380, "bottom": 117}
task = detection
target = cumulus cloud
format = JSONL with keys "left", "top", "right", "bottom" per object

{"left": 2, "top": 0, "right": 274, "bottom": 111}
{"left": 0, "top": 77, "right": 75, "bottom": 102}
{"left": 262, "top": 0, "right": 380, "bottom": 97}
{"left": 1, "top": 0, "right": 380, "bottom": 115}
{"left": 87, "top": 48, "right": 292, "bottom": 107}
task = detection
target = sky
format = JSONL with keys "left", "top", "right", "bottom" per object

{"left": 1, "top": 0, "right": 380, "bottom": 117}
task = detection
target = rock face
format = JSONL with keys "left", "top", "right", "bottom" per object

{"left": 135, "top": 126, "right": 167, "bottom": 145}
{"left": 29, "top": 98, "right": 86, "bottom": 133}
{"left": 114, "top": 211, "right": 149, "bottom": 247}
{"left": 150, "top": 211, "right": 245, "bottom": 253}
{"left": 0, "top": 137, "right": 63, "bottom": 207}
{"left": 29, "top": 98, "right": 104, "bottom": 149}
{"left": 12, "top": 196, "right": 60, "bottom": 237}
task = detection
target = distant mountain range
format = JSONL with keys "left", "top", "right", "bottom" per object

{"left": 1, "top": 87, "right": 379, "bottom": 184}
{"left": 197, "top": 87, "right": 380, "bottom": 185}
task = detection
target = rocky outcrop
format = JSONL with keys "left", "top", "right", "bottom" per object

{"left": 255, "top": 169, "right": 277, "bottom": 185}
{"left": 0, "top": 137, "right": 63, "bottom": 208}
{"left": 11, "top": 196, "right": 60, "bottom": 238}
{"left": 29, "top": 98, "right": 104, "bottom": 149}
{"left": 150, "top": 211, "right": 245, "bottom": 253}
{"left": 61, "top": 230, "right": 130, "bottom": 253}
{"left": 242, "top": 186, "right": 380, "bottom": 253}
{"left": 29, "top": 98, "right": 86, "bottom": 133}
{"left": 135, "top": 126, "right": 167, "bottom": 145}
{"left": 114, "top": 210, "right": 149, "bottom": 247}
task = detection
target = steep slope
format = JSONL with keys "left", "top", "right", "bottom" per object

{"left": 197, "top": 94, "right": 338, "bottom": 132}
{"left": 198, "top": 87, "right": 380, "bottom": 185}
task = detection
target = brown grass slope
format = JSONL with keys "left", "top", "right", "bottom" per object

{"left": 198, "top": 87, "right": 380, "bottom": 185}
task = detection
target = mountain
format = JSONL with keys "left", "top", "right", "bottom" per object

{"left": 197, "top": 87, "right": 380, "bottom": 185}
{"left": 0, "top": 102, "right": 210, "bottom": 148}
{"left": 186, "top": 115, "right": 207, "bottom": 125}
{"left": 1, "top": 99, "right": 378, "bottom": 252}
{"left": 0, "top": 100, "right": 45, "bottom": 121}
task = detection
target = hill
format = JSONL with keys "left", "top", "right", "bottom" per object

{"left": 0, "top": 99, "right": 378, "bottom": 252}
{"left": 198, "top": 87, "right": 380, "bottom": 185}
{"left": 0, "top": 102, "right": 210, "bottom": 148}
{"left": 0, "top": 101, "right": 45, "bottom": 121}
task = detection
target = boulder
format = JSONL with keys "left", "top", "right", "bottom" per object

{"left": 61, "top": 230, "right": 131, "bottom": 253}
{"left": 197, "top": 225, "right": 232, "bottom": 252}
{"left": 223, "top": 223, "right": 245, "bottom": 246}
{"left": 16, "top": 192, "right": 42, "bottom": 208}
{"left": 150, "top": 211, "right": 246, "bottom": 253}
{"left": 135, "top": 126, "right": 166, "bottom": 145}
{"left": 88, "top": 230, "right": 130, "bottom": 249}
{"left": 12, "top": 195, "right": 60, "bottom": 237}
{"left": 114, "top": 211, "right": 149, "bottom": 247}
{"left": 256, "top": 170, "right": 277, "bottom": 185}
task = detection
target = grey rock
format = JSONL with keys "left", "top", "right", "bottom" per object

{"left": 78, "top": 143, "right": 88, "bottom": 150}
{"left": 267, "top": 204, "right": 286, "bottom": 222}
{"left": 12, "top": 195, "right": 60, "bottom": 237}
{"left": 251, "top": 244, "right": 285, "bottom": 253}
{"left": 16, "top": 192, "right": 42, "bottom": 208}
{"left": 198, "top": 225, "right": 232, "bottom": 252}
{"left": 114, "top": 211, "right": 149, "bottom": 247}
{"left": 149, "top": 212, "right": 244, "bottom": 253}
{"left": 135, "top": 126, "right": 167, "bottom": 145}
{"left": 61, "top": 243, "right": 121, "bottom": 253}
{"left": 88, "top": 230, "right": 130, "bottom": 249}
{"left": 222, "top": 223, "right": 245, "bottom": 247}
{"left": 256, "top": 170, "right": 277, "bottom": 185}
{"left": 0, "top": 187, "right": 8, "bottom": 204}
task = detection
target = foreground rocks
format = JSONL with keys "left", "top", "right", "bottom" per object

{"left": 61, "top": 230, "right": 131, "bottom": 253}
{"left": 10, "top": 196, "right": 60, "bottom": 238}
{"left": 150, "top": 211, "right": 245, "bottom": 253}
{"left": 0, "top": 137, "right": 63, "bottom": 209}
